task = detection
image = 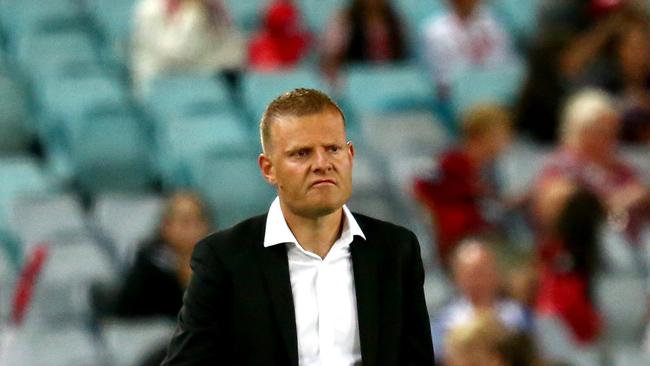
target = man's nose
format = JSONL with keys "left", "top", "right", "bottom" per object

{"left": 313, "top": 150, "right": 333, "bottom": 172}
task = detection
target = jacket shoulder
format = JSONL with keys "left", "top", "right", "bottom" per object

{"left": 191, "top": 214, "right": 267, "bottom": 264}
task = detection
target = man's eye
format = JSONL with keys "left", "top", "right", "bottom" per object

{"left": 329, "top": 146, "right": 340, "bottom": 153}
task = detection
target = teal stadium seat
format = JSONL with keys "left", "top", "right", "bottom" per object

{"left": 71, "top": 110, "right": 155, "bottom": 194}
{"left": 299, "top": 0, "right": 346, "bottom": 34}
{"left": 0, "top": 72, "right": 33, "bottom": 152}
{"left": 225, "top": 0, "right": 267, "bottom": 33}
{"left": 15, "top": 31, "right": 99, "bottom": 79}
{"left": 157, "top": 111, "right": 251, "bottom": 188}
{"left": 0, "top": 157, "right": 53, "bottom": 232}
{"left": 345, "top": 63, "right": 436, "bottom": 117}
{"left": 242, "top": 67, "right": 327, "bottom": 126}
{"left": 0, "top": 0, "right": 84, "bottom": 51}
{"left": 193, "top": 149, "right": 276, "bottom": 229}
{"left": 88, "top": 0, "right": 138, "bottom": 65}
{"left": 144, "top": 73, "right": 234, "bottom": 123}
{"left": 449, "top": 60, "right": 526, "bottom": 118}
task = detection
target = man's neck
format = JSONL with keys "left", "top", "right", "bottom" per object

{"left": 281, "top": 203, "right": 344, "bottom": 259}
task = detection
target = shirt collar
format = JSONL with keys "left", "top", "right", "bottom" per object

{"left": 263, "top": 196, "right": 366, "bottom": 248}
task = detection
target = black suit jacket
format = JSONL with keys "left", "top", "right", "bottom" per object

{"left": 162, "top": 213, "right": 434, "bottom": 366}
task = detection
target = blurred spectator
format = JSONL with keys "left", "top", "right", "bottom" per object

{"left": 537, "top": 89, "right": 649, "bottom": 244}
{"left": 431, "top": 239, "right": 529, "bottom": 361}
{"left": 414, "top": 104, "right": 512, "bottom": 266}
{"left": 533, "top": 179, "right": 606, "bottom": 345}
{"left": 114, "top": 192, "right": 211, "bottom": 319}
{"left": 422, "top": 0, "right": 515, "bottom": 98}
{"left": 248, "top": 0, "right": 312, "bottom": 72}
{"left": 517, "top": 0, "right": 648, "bottom": 142}
{"left": 606, "top": 18, "right": 650, "bottom": 143}
{"left": 321, "top": 0, "right": 408, "bottom": 81}
{"left": 131, "top": 0, "right": 245, "bottom": 95}
{"left": 445, "top": 311, "right": 543, "bottom": 366}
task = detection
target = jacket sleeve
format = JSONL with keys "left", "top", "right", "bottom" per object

{"left": 400, "top": 231, "right": 435, "bottom": 365}
{"left": 161, "top": 239, "right": 236, "bottom": 365}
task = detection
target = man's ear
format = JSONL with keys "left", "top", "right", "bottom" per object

{"left": 258, "top": 153, "right": 277, "bottom": 186}
{"left": 347, "top": 141, "right": 355, "bottom": 162}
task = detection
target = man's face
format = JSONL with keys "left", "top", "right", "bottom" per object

{"left": 259, "top": 108, "right": 354, "bottom": 219}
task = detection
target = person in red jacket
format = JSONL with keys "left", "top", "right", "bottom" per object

{"left": 248, "top": 0, "right": 312, "bottom": 71}
{"left": 533, "top": 178, "right": 605, "bottom": 344}
{"left": 414, "top": 103, "right": 512, "bottom": 267}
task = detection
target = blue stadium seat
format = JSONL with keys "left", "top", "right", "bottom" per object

{"left": 224, "top": 0, "right": 267, "bottom": 33}
{"left": 88, "top": 0, "right": 137, "bottom": 65}
{"left": 0, "top": 0, "right": 84, "bottom": 51}
{"left": 92, "top": 193, "right": 164, "bottom": 268}
{"left": 0, "top": 157, "right": 54, "bottom": 233}
{"left": 4, "top": 326, "right": 102, "bottom": 365}
{"left": 193, "top": 148, "right": 276, "bottom": 229}
{"left": 449, "top": 60, "right": 526, "bottom": 118}
{"left": 15, "top": 31, "right": 99, "bottom": 78}
{"left": 242, "top": 67, "right": 327, "bottom": 125}
{"left": 144, "top": 73, "right": 234, "bottom": 123}
{"left": 0, "top": 73, "right": 33, "bottom": 152}
{"left": 359, "top": 111, "right": 449, "bottom": 158}
{"left": 101, "top": 318, "right": 175, "bottom": 366}
{"left": 157, "top": 111, "right": 251, "bottom": 188}
{"left": 345, "top": 63, "right": 436, "bottom": 117}
{"left": 490, "top": 0, "right": 540, "bottom": 46}
{"left": 595, "top": 274, "right": 647, "bottom": 345}
{"left": 299, "top": 0, "right": 346, "bottom": 34}
{"left": 70, "top": 110, "right": 155, "bottom": 194}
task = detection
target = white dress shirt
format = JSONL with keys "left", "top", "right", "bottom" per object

{"left": 263, "top": 197, "right": 366, "bottom": 366}
{"left": 422, "top": 6, "right": 514, "bottom": 88}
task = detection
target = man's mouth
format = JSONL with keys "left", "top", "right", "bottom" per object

{"left": 310, "top": 179, "right": 336, "bottom": 187}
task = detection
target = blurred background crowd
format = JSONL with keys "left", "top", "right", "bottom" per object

{"left": 0, "top": 0, "right": 648, "bottom": 365}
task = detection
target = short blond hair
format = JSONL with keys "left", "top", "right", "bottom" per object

{"left": 259, "top": 88, "right": 345, "bottom": 153}
{"left": 560, "top": 89, "right": 617, "bottom": 146}
{"left": 460, "top": 103, "right": 512, "bottom": 140}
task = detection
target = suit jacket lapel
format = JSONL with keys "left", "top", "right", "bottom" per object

{"left": 256, "top": 239, "right": 299, "bottom": 366}
{"left": 351, "top": 236, "right": 380, "bottom": 366}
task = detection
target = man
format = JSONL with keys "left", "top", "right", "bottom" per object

{"left": 162, "top": 88, "right": 434, "bottom": 365}
{"left": 431, "top": 239, "right": 528, "bottom": 361}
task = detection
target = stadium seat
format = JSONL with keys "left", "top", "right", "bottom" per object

{"left": 449, "top": 60, "right": 526, "bottom": 118}
{"left": 101, "top": 318, "right": 175, "bottom": 366}
{"left": 36, "top": 72, "right": 128, "bottom": 140}
{"left": 242, "top": 67, "right": 327, "bottom": 126}
{"left": 15, "top": 30, "right": 99, "bottom": 79}
{"left": 0, "top": 157, "right": 54, "bottom": 234}
{"left": 193, "top": 148, "right": 276, "bottom": 229}
{"left": 3, "top": 326, "right": 101, "bottom": 366}
{"left": 8, "top": 193, "right": 90, "bottom": 253}
{"left": 70, "top": 109, "right": 155, "bottom": 194}
{"left": 225, "top": 0, "right": 267, "bottom": 33}
{"left": 359, "top": 111, "right": 449, "bottom": 158}
{"left": 144, "top": 73, "right": 234, "bottom": 123}
{"left": 88, "top": 0, "right": 137, "bottom": 65}
{"left": 614, "top": 346, "right": 650, "bottom": 366}
{"left": 595, "top": 274, "right": 647, "bottom": 345}
{"left": 490, "top": 0, "right": 540, "bottom": 47}
{"left": 0, "top": 242, "right": 16, "bottom": 323}
{"left": 157, "top": 111, "right": 251, "bottom": 188}
{"left": 299, "top": 0, "right": 346, "bottom": 34}
{"left": 345, "top": 63, "right": 436, "bottom": 117}
{"left": 0, "top": 0, "right": 84, "bottom": 51}
{"left": 92, "top": 193, "right": 164, "bottom": 268}
{"left": 0, "top": 73, "right": 32, "bottom": 152}
{"left": 24, "top": 242, "right": 116, "bottom": 326}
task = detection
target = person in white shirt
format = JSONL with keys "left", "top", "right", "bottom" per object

{"left": 431, "top": 238, "right": 529, "bottom": 361}
{"left": 161, "top": 88, "right": 435, "bottom": 365}
{"left": 421, "top": 0, "right": 515, "bottom": 97}
{"left": 130, "top": 0, "right": 245, "bottom": 95}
